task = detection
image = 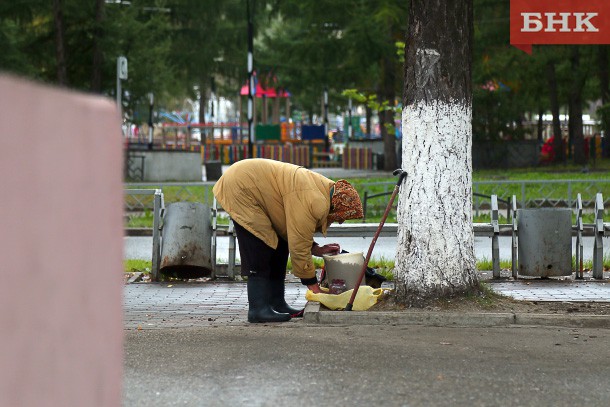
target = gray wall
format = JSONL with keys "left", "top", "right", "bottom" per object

{"left": 349, "top": 139, "right": 540, "bottom": 169}
{"left": 472, "top": 141, "right": 539, "bottom": 169}
{"left": 131, "top": 151, "right": 202, "bottom": 182}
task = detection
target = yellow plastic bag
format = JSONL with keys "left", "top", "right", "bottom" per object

{"left": 305, "top": 286, "right": 387, "bottom": 311}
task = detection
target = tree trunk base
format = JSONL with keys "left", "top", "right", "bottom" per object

{"left": 394, "top": 280, "right": 480, "bottom": 308}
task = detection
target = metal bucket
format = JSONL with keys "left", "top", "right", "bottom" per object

{"left": 160, "top": 202, "right": 212, "bottom": 279}
{"left": 322, "top": 252, "right": 367, "bottom": 290}
{"left": 517, "top": 208, "right": 572, "bottom": 277}
{"left": 205, "top": 161, "right": 222, "bottom": 181}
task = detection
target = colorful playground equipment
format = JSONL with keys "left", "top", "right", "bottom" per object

{"left": 147, "top": 122, "right": 372, "bottom": 170}
{"left": 125, "top": 71, "right": 375, "bottom": 169}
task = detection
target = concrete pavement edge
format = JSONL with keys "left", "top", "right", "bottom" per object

{"left": 303, "top": 301, "right": 610, "bottom": 329}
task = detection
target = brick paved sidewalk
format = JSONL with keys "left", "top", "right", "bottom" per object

{"left": 124, "top": 277, "right": 610, "bottom": 330}
{"left": 490, "top": 280, "right": 610, "bottom": 302}
{"left": 124, "top": 282, "right": 307, "bottom": 329}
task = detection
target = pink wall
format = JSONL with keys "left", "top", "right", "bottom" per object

{"left": 0, "top": 75, "right": 124, "bottom": 406}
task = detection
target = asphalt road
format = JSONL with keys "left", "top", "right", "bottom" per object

{"left": 124, "top": 235, "right": 609, "bottom": 263}
{"left": 124, "top": 324, "right": 610, "bottom": 407}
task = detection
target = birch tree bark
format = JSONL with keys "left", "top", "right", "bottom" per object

{"left": 395, "top": 0, "right": 478, "bottom": 304}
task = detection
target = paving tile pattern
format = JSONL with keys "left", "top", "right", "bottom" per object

{"left": 124, "top": 282, "right": 307, "bottom": 329}
{"left": 124, "top": 279, "right": 610, "bottom": 330}
{"left": 490, "top": 280, "right": 610, "bottom": 302}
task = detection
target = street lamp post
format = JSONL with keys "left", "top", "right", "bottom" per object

{"left": 323, "top": 87, "right": 329, "bottom": 153}
{"left": 116, "top": 56, "right": 128, "bottom": 114}
{"left": 348, "top": 97, "right": 353, "bottom": 139}
{"left": 323, "top": 87, "right": 329, "bottom": 133}
{"left": 246, "top": 0, "right": 255, "bottom": 159}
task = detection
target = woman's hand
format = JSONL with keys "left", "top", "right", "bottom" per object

{"left": 307, "top": 283, "right": 324, "bottom": 294}
{"left": 311, "top": 243, "right": 341, "bottom": 257}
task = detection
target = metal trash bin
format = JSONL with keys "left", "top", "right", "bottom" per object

{"left": 205, "top": 161, "right": 222, "bottom": 181}
{"left": 160, "top": 202, "right": 212, "bottom": 279}
{"left": 517, "top": 208, "right": 572, "bottom": 277}
{"left": 372, "top": 153, "right": 385, "bottom": 170}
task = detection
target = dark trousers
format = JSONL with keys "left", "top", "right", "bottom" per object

{"left": 233, "top": 221, "right": 289, "bottom": 280}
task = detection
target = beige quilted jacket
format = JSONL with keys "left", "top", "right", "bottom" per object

{"left": 212, "top": 159, "right": 334, "bottom": 279}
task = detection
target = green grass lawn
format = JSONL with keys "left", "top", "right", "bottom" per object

{"left": 473, "top": 161, "right": 610, "bottom": 181}
{"left": 125, "top": 255, "right": 610, "bottom": 277}
{"left": 124, "top": 259, "right": 152, "bottom": 273}
{"left": 125, "top": 160, "right": 610, "bottom": 228}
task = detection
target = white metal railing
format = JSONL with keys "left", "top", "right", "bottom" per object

{"left": 125, "top": 187, "right": 608, "bottom": 281}
{"left": 124, "top": 189, "right": 164, "bottom": 280}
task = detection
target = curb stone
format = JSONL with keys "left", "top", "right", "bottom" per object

{"left": 303, "top": 301, "right": 610, "bottom": 329}
{"left": 127, "top": 272, "right": 143, "bottom": 284}
{"left": 513, "top": 313, "right": 610, "bottom": 328}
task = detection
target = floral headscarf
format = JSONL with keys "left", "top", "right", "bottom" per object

{"left": 327, "top": 179, "right": 363, "bottom": 223}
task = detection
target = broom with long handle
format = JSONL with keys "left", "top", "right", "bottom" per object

{"left": 345, "top": 169, "right": 407, "bottom": 311}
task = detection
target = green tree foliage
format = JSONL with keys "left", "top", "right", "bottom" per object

{"left": 257, "top": 0, "right": 354, "bottom": 114}
{"left": 258, "top": 0, "right": 406, "bottom": 169}
{"left": 165, "top": 0, "right": 257, "bottom": 120}
{"left": 257, "top": 1, "right": 405, "bottom": 113}
{"left": 2, "top": 0, "right": 608, "bottom": 163}
{"left": 472, "top": 0, "right": 607, "bottom": 153}
{"left": 473, "top": 0, "right": 538, "bottom": 141}
{"left": 107, "top": 2, "right": 175, "bottom": 119}
{"left": 0, "top": 0, "right": 175, "bottom": 118}
{"left": 0, "top": 0, "right": 55, "bottom": 81}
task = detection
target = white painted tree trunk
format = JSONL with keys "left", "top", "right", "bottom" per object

{"left": 395, "top": 99, "right": 478, "bottom": 302}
